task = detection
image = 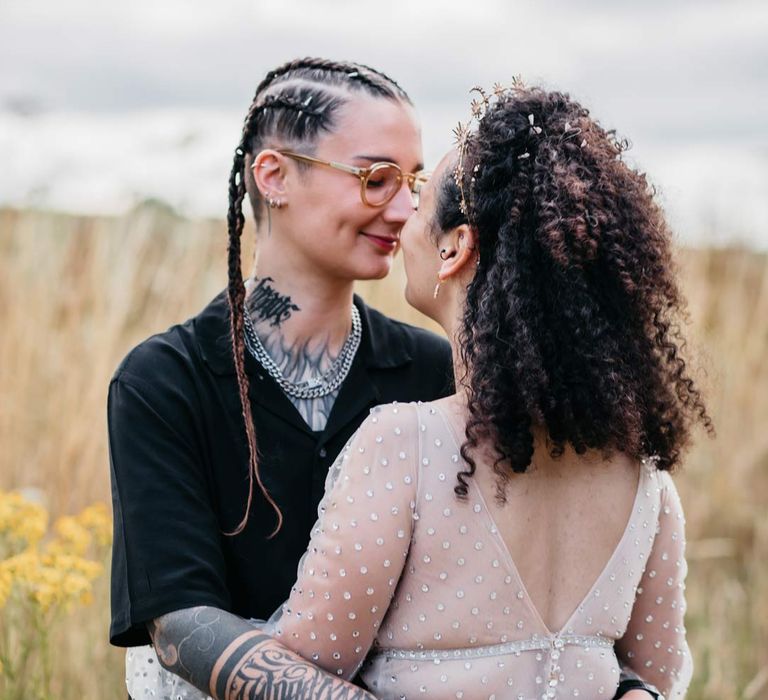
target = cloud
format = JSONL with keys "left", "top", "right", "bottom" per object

{"left": 0, "top": 0, "right": 765, "bottom": 245}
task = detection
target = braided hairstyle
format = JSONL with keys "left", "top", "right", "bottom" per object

{"left": 226, "top": 58, "right": 411, "bottom": 536}
{"left": 430, "top": 85, "right": 713, "bottom": 499}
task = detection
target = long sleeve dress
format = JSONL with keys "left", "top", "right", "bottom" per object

{"left": 265, "top": 401, "right": 693, "bottom": 700}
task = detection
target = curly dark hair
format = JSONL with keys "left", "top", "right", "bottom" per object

{"left": 431, "top": 85, "right": 713, "bottom": 499}
{"left": 226, "top": 58, "right": 411, "bottom": 535}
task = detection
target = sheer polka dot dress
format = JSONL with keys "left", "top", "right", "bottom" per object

{"left": 266, "top": 402, "right": 692, "bottom": 700}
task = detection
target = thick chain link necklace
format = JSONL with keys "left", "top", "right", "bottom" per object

{"left": 242, "top": 305, "right": 362, "bottom": 399}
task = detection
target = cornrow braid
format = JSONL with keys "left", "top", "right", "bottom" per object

{"left": 225, "top": 58, "right": 411, "bottom": 537}
{"left": 352, "top": 60, "right": 411, "bottom": 100}
{"left": 259, "top": 56, "right": 409, "bottom": 101}
{"left": 260, "top": 94, "right": 323, "bottom": 119}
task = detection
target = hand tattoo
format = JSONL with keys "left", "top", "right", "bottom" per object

{"left": 148, "top": 606, "right": 374, "bottom": 700}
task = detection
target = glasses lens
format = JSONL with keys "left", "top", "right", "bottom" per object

{"left": 363, "top": 163, "right": 401, "bottom": 206}
{"left": 411, "top": 173, "right": 429, "bottom": 209}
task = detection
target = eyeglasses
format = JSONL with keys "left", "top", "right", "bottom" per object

{"left": 276, "top": 149, "right": 429, "bottom": 208}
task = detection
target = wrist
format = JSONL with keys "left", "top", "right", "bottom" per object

{"left": 615, "top": 680, "right": 662, "bottom": 699}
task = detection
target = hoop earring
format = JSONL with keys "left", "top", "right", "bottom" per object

{"left": 439, "top": 249, "right": 449, "bottom": 261}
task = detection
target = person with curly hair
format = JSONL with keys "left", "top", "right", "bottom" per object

{"left": 253, "top": 83, "right": 712, "bottom": 699}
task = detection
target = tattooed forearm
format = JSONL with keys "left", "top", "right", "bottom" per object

{"left": 212, "top": 639, "right": 373, "bottom": 700}
{"left": 247, "top": 277, "right": 300, "bottom": 327}
{"left": 148, "top": 606, "right": 374, "bottom": 700}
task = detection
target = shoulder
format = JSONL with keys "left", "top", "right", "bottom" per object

{"left": 346, "top": 401, "right": 424, "bottom": 452}
{"left": 656, "top": 469, "right": 685, "bottom": 518}
{"left": 112, "top": 323, "right": 196, "bottom": 395}
{"left": 357, "top": 298, "right": 452, "bottom": 369}
{"left": 335, "top": 402, "right": 422, "bottom": 490}
{"left": 112, "top": 293, "right": 225, "bottom": 393}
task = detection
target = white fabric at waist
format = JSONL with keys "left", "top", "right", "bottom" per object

{"left": 371, "top": 633, "right": 614, "bottom": 662}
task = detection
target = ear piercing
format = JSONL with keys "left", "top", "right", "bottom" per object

{"left": 265, "top": 193, "right": 285, "bottom": 209}
{"left": 439, "top": 248, "right": 449, "bottom": 260}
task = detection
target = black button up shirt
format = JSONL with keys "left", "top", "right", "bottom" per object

{"left": 108, "top": 292, "right": 453, "bottom": 646}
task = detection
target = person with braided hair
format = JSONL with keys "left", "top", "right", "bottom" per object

{"left": 108, "top": 57, "right": 451, "bottom": 700}
{"left": 232, "top": 85, "right": 710, "bottom": 699}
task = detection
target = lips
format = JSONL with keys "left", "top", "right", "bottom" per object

{"left": 361, "top": 232, "right": 399, "bottom": 250}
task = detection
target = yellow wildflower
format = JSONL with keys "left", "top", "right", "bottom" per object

{"left": 0, "top": 561, "right": 12, "bottom": 608}
{"left": 51, "top": 515, "right": 92, "bottom": 556}
{"left": 0, "top": 490, "right": 48, "bottom": 550}
{"left": 76, "top": 501, "right": 113, "bottom": 547}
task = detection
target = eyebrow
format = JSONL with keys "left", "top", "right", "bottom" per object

{"left": 353, "top": 154, "right": 425, "bottom": 171}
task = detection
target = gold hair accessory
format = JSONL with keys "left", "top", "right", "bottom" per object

{"left": 452, "top": 76, "right": 530, "bottom": 219}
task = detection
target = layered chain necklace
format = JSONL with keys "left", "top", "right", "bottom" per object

{"left": 242, "top": 305, "right": 362, "bottom": 399}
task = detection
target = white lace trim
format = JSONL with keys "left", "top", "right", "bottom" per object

{"left": 372, "top": 633, "right": 614, "bottom": 661}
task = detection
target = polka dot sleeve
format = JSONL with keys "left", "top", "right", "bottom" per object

{"left": 616, "top": 471, "right": 693, "bottom": 699}
{"left": 265, "top": 403, "right": 420, "bottom": 680}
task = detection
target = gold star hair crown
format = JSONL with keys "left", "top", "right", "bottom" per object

{"left": 452, "top": 77, "right": 529, "bottom": 218}
{"left": 453, "top": 79, "right": 590, "bottom": 219}
{"left": 452, "top": 76, "right": 593, "bottom": 221}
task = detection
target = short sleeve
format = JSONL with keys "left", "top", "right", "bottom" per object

{"left": 265, "top": 402, "right": 420, "bottom": 680}
{"left": 108, "top": 369, "right": 229, "bottom": 646}
{"left": 616, "top": 471, "right": 693, "bottom": 699}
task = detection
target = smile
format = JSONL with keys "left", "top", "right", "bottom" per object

{"left": 360, "top": 232, "right": 399, "bottom": 251}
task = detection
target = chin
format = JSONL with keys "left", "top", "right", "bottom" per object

{"left": 404, "top": 283, "right": 429, "bottom": 318}
{"left": 357, "top": 257, "right": 394, "bottom": 281}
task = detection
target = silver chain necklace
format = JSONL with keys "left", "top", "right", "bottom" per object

{"left": 242, "top": 305, "right": 362, "bottom": 399}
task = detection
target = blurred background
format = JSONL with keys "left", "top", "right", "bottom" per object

{"left": 1, "top": 0, "right": 766, "bottom": 698}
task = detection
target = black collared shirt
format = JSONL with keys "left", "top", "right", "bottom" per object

{"left": 108, "top": 292, "right": 453, "bottom": 646}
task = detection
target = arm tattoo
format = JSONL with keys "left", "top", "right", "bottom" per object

{"left": 148, "top": 606, "right": 374, "bottom": 700}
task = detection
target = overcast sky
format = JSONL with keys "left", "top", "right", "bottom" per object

{"left": 1, "top": 0, "right": 766, "bottom": 246}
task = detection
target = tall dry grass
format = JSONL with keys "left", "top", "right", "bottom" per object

{"left": 0, "top": 205, "right": 765, "bottom": 699}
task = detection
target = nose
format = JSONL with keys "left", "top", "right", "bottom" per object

{"left": 381, "top": 180, "right": 416, "bottom": 223}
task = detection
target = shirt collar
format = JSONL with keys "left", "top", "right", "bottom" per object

{"left": 195, "top": 290, "right": 412, "bottom": 376}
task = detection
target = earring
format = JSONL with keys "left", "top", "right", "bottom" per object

{"left": 433, "top": 277, "right": 443, "bottom": 299}
{"left": 439, "top": 249, "right": 449, "bottom": 260}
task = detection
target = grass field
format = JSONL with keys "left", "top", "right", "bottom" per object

{"left": 0, "top": 204, "right": 765, "bottom": 699}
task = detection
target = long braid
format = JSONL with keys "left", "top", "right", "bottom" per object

{"left": 226, "top": 57, "right": 411, "bottom": 537}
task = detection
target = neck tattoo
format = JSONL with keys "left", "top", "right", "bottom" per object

{"left": 243, "top": 277, "right": 361, "bottom": 432}
{"left": 247, "top": 277, "right": 300, "bottom": 328}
